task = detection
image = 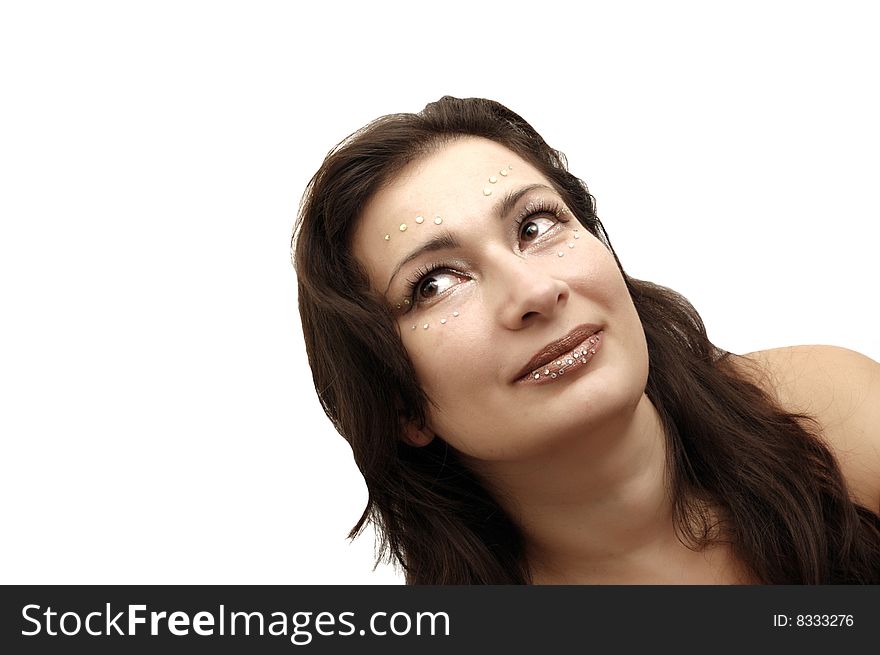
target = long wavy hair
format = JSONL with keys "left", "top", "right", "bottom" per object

{"left": 292, "top": 96, "right": 880, "bottom": 583}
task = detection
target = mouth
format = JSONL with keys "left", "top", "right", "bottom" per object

{"left": 514, "top": 324, "right": 603, "bottom": 384}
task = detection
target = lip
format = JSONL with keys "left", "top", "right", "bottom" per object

{"left": 513, "top": 324, "right": 603, "bottom": 383}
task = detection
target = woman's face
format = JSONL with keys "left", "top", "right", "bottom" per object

{"left": 352, "top": 137, "right": 649, "bottom": 465}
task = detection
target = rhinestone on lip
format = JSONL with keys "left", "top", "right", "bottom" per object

{"left": 527, "top": 339, "right": 601, "bottom": 380}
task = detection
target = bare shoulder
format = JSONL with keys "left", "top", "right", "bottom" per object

{"left": 728, "top": 345, "right": 880, "bottom": 512}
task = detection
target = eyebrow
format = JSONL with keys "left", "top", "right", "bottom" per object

{"left": 383, "top": 183, "right": 556, "bottom": 294}
{"left": 383, "top": 233, "right": 461, "bottom": 293}
{"left": 498, "top": 183, "right": 554, "bottom": 220}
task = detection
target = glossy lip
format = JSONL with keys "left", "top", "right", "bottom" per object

{"left": 513, "top": 324, "right": 603, "bottom": 383}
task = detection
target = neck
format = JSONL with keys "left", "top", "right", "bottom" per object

{"left": 470, "top": 393, "right": 712, "bottom": 583}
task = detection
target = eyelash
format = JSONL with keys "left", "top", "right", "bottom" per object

{"left": 516, "top": 198, "right": 568, "bottom": 227}
{"left": 403, "top": 261, "right": 459, "bottom": 308}
{"left": 401, "top": 199, "right": 570, "bottom": 310}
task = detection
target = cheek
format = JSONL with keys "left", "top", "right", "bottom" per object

{"left": 398, "top": 309, "right": 492, "bottom": 399}
{"left": 566, "top": 244, "right": 621, "bottom": 302}
{"left": 568, "top": 242, "right": 648, "bottom": 359}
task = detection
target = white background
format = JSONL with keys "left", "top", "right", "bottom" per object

{"left": 1, "top": 1, "right": 877, "bottom": 584}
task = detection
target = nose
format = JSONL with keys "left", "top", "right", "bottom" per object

{"left": 490, "top": 253, "right": 570, "bottom": 329}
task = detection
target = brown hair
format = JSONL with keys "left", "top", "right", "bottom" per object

{"left": 292, "top": 96, "right": 880, "bottom": 583}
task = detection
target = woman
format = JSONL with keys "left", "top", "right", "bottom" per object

{"left": 292, "top": 96, "right": 880, "bottom": 584}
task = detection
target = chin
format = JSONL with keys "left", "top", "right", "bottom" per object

{"left": 579, "top": 357, "right": 645, "bottom": 418}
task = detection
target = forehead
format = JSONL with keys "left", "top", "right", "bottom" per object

{"left": 352, "top": 137, "right": 548, "bottom": 282}
{"left": 371, "top": 136, "right": 536, "bottom": 211}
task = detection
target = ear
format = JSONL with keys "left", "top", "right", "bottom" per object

{"left": 401, "top": 420, "right": 435, "bottom": 447}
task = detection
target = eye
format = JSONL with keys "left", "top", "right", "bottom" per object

{"left": 402, "top": 264, "right": 469, "bottom": 310}
{"left": 519, "top": 216, "right": 557, "bottom": 243}
{"left": 417, "top": 270, "right": 466, "bottom": 300}
{"left": 516, "top": 199, "right": 570, "bottom": 248}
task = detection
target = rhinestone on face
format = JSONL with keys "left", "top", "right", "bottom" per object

{"left": 499, "top": 169, "right": 508, "bottom": 176}
{"left": 411, "top": 325, "right": 416, "bottom": 330}
{"left": 434, "top": 216, "right": 442, "bottom": 225}
{"left": 590, "top": 349, "right": 596, "bottom": 354}
{"left": 483, "top": 188, "right": 492, "bottom": 196}
{"left": 399, "top": 224, "right": 407, "bottom": 232}
{"left": 489, "top": 176, "right": 498, "bottom": 184}
{"left": 423, "top": 324, "right": 429, "bottom": 329}
{"left": 384, "top": 234, "right": 390, "bottom": 241}
{"left": 558, "top": 252, "right": 564, "bottom": 257}
{"left": 440, "top": 318, "right": 447, "bottom": 324}
{"left": 452, "top": 311, "right": 459, "bottom": 317}
{"left": 568, "top": 243, "right": 575, "bottom": 248}
{"left": 573, "top": 233, "right": 580, "bottom": 239}
{"left": 404, "top": 299, "right": 410, "bottom": 305}
{"left": 415, "top": 215, "right": 425, "bottom": 224}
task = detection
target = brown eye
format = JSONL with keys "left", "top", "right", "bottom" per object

{"left": 418, "top": 271, "right": 464, "bottom": 299}
{"left": 419, "top": 277, "right": 439, "bottom": 298}
{"left": 520, "top": 216, "right": 556, "bottom": 243}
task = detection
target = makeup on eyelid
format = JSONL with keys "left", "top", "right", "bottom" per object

{"left": 391, "top": 198, "right": 577, "bottom": 320}
{"left": 382, "top": 159, "right": 570, "bottom": 316}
